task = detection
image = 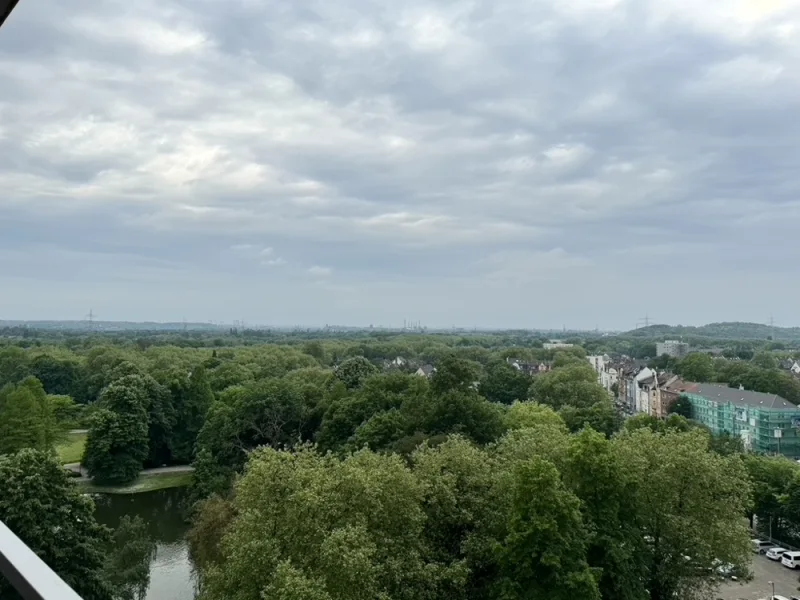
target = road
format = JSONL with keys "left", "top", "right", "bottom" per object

{"left": 63, "top": 463, "right": 194, "bottom": 482}
{"left": 718, "top": 553, "right": 800, "bottom": 599}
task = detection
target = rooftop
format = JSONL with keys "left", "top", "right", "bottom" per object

{"left": 691, "top": 383, "right": 799, "bottom": 411}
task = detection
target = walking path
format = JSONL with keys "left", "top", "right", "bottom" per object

{"left": 63, "top": 463, "right": 194, "bottom": 483}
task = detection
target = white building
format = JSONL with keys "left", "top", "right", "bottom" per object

{"left": 544, "top": 340, "right": 574, "bottom": 350}
{"left": 656, "top": 340, "right": 689, "bottom": 358}
{"left": 587, "top": 355, "right": 618, "bottom": 394}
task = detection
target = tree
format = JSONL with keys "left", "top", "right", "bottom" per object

{"left": 614, "top": 429, "right": 752, "bottom": 600}
{"left": 0, "top": 449, "right": 113, "bottom": 600}
{"left": 302, "top": 341, "right": 326, "bottom": 363}
{"left": 676, "top": 353, "right": 714, "bottom": 382}
{"left": 316, "top": 373, "right": 426, "bottom": 453}
{"left": 708, "top": 431, "right": 744, "bottom": 456}
{"left": 562, "top": 429, "right": 647, "bottom": 600}
{"left": 559, "top": 400, "right": 621, "bottom": 438}
{"left": 744, "top": 454, "right": 798, "bottom": 535}
{"left": 668, "top": 394, "right": 693, "bottom": 418}
{"left": 171, "top": 366, "right": 215, "bottom": 463}
{"left": 422, "top": 390, "right": 506, "bottom": 445}
{"left": 504, "top": 401, "right": 566, "bottom": 431}
{"left": 430, "top": 356, "right": 482, "bottom": 396}
{"left": 187, "top": 495, "right": 236, "bottom": 575}
{"left": 83, "top": 376, "right": 149, "bottom": 484}
{"left": 530, "top": 364, "right": 608, "bottom": 410}
{"left": 29, "top": 354, "right": 81, "bottom": 396}
{"left": 479, "top": 361, "right": 531, "bottom": 405}
{"left": 496, "top": 457, "right": 600, "bottom": 600}
{"left": 193, "top": 446, "right": 463, "bottom": 600}
{"left": 141, "top": 375, "right": 176, "bottom": 467}
{"left": 0, "top": 377, "right": 57, "bottom": 454}
{"left": 103, "top": 516, "right": 157, "bottom": 600}
{"left": 752, "top": 351, "right": 778, "bottom": 370}
{"left": 192, "top": 378, "right": 312, "bottom": 498}
{"left": 332, "top": 356, "right": 379, "bottom": 390}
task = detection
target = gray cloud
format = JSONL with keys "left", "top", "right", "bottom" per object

{"left": 1, "top": 0, "right": 800, "bottom": 328}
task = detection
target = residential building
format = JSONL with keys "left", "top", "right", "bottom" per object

{"left": 415, "top": 364, "right": 436, "bottom": 378}
{"left": 620, "top": 366, "right": 661, "bottom": 416}
{"left": 543, "top": 340, "right": 574, "bottom": 350}
{"left": 658, "top": 375, "right": 698, "bottom": 415}
{"left": 681, "top": 384, "right": 800, "bottom": 457}
{"left": 587, "top": 355, "right": 618, "bottom": 394}
{"left": 656, "top": 340, "right": 689, "bottom": 358}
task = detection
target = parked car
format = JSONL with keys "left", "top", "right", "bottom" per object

{"left": 752, "top": 539, "right": 773, "bottom": 553}
{"left": 767, "top": 547, "right": 789, "bottom": 560}
{"left": 781, "top": 551, "right": 800, "bottom": 569}
{"left": 711, "top": 559, "right": 737, "bottom": 580}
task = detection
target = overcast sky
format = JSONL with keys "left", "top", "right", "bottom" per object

{"left": 1, "top": 0, "right": 799, "bottom": 330}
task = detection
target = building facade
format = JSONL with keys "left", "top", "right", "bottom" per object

{"left": 543, "top": 340, "right": 574, "bottom": 350}
{"left": 656, "top": 340, "right": 689, "bottom": 358}
{"left": 682, "top": 384, "right": 800, "bottom": 457}
{"left": 587, "top": 355, "right": 618, "bottom": 394}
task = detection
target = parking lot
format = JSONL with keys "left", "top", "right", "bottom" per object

{"left": 718, "top": 553, "right": 800, "bottom": 599}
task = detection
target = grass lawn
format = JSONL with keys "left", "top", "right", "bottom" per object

{"left": 79, "top": 471, "right": 193, "bottom": 495}
{"left": 56, "top": 431, "right": 87, "bottom": 464}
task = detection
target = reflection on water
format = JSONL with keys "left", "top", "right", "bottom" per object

{"left": 93, "top": 488, "right": 197, "bottom": 600}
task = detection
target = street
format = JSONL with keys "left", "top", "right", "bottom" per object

{"left": 718, "top": 554, "right": 800, "bottom": 600}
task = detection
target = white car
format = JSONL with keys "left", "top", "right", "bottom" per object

{"left": 782, "top": 551, "right": 800, "bottom": 569}
{"left": 752, "top": 539, "right": 773, "bottom": 553}
{"left": 767, "top": 547, "right": 789, "bottom": 560}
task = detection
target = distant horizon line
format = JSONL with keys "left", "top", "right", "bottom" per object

{"left": 1, "top": 318, "right": 799, "bottom": 333}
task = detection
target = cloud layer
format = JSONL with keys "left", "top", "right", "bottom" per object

{"left": 2, "top": 0, "right": 799, "bottom": 329}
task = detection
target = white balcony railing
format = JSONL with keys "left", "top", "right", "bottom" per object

{"left": 0, "top": 520, "right": 83, "bottom": 600}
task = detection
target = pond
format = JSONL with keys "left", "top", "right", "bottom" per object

{"left": 93, "top": 487, "right": 197, "bottom": 600}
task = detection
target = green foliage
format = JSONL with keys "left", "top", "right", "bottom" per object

{"left": 530, "top": 364, "right": 607, "bottom": 410}
{"left": 0, "top": 377, "right": 57, "bottom": 454}
{"left": 332, "top": 356, "right": 379, "bottom": 389}
{"left": 504, "top": 401, "right": 566, "bottom": 431}
{"left": 559, "top": 400, "right": 621, "bottom": 437}
{"left": 744, "top": 454, "right": 800, "bottom": 540}
{"left": 708, "top": 431, "right": 745, "bottom": 456}
{"left": 675, "top": 352, "right": 715, "bottom": 382}
{"left": 669, "top": 394, "right": 693, "bottom": 418}
{"left": 103, "top": 516, "right": 157, "bottom": 600}
{"left": 0, "top": 449, "right": 113, "bottom": 600}
{"left": 430, "top": 355, "right": 482, "bottom": 396}
{"left": 29, "top": 353, "right": 81, "bottom": 396}
{"left": 562, "top": 429, "right": 646, "bottom": 600}
{"left": 423, "top": 390, "right": 507, "bottom": 444}
{"left": 614, "top": 429, "right": 752, "bottom": 600}
{"left": 479, "top": 361, "right": 531, "bottom": 405}
{"left": 497, "top": 457, "right": 600, "bottom": 600}
{"left": 752, "top": 350, "right": 778, "bottom": 370}
{"left": 195, "top": 446, "right": 463, "bottom": 600}
{"left": 171, "top": 366, "right": 214, "bottom": 463}
{"left": 187, "top": 495, "right": 237, "bottom": 574}
{"left": 83, "top": 376, "right": 150, "bottom": 484}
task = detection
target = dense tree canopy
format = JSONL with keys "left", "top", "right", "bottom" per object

{"left": 0, "top": 377, "right": 57, "bottom": 455}
{"left": 0, "top": 328, "right": 786, "bottom": 600}
{"left": 83, "top": 376, "right": 150, "bottom": 483}
{"left": 0, "top": 450, "right": 113, "bottom": 600}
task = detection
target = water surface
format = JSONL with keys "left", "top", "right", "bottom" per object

{"left": 93, "top": 488, "right": 196, "bottom": 600}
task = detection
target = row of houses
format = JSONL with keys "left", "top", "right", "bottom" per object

{"left": 616, "top": 363, "right": 800, "bottom": 458}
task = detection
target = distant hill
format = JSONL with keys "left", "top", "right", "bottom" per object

{"left": 624, "top": 321, "right": 800, "bottom": 341}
